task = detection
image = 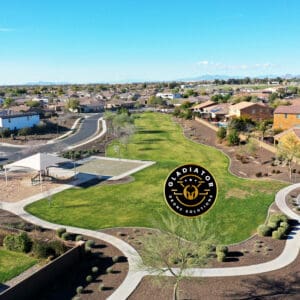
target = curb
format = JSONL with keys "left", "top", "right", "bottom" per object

{"left": 66, "top": 118, "right": 106, "bottom": 150}
{"left": 47, "top": 116, "right": 83, "bottom": 144}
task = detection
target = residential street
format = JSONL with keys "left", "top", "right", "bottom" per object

{"left": 0, "top": 113, "right": 102, "bottom": 162}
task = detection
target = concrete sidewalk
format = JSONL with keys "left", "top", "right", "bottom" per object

{"left": 1, "top": 181, "right": 300, "bottom": 299}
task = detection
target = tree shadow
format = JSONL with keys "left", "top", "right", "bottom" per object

{"left": 93, "top": 244, "right": 107, "bottom": 249}
{"left": 102, "top": 286, "right": 114, "bottom": 291}
{"left": 117, "top": 256, "right": 128, "bottom": 263}
{"left": 138, "top": 130, "right": 166, "bottom": 134}
{"left": 139, "top": 147, "right": 155, "bottom": 151}
{"left": 226, "top": 251, "right": 244, "bottom": 257}
{"left": 224, "top": 257, "right": 239, "bottom": 262}
{"left": 82, "top": 289, "right": 93, "bottom": 294}
{"left": 226, "top": 273, "right": 300, "bottom": 299}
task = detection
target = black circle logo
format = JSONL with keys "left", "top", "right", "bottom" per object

{"left": 164, "top": 164, "right": 217, "bottom": 217}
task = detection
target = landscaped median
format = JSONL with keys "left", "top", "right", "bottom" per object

{"left": 25, "top": 112, "right": 287, "bottom": 244}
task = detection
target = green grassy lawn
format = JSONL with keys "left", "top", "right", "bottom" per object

{"left": 26, "top": 113, "right": 286, "bottom": 244}
{"left": 0, "top": 248, "right": 37, "bottom": 283}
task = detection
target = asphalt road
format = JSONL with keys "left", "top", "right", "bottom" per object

{"left": 0, "top": 113, "right": 102, "bottom": 163}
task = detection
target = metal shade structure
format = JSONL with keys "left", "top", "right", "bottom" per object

{"left": 4, "top": 152, "right": 71, "bottom": 185}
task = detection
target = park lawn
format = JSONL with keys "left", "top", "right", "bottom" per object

{"left": 26, "top": 113, "right": 287, "bottom": 244}
{"left": 0, "top": 248, "right": 37, "bottom": 283}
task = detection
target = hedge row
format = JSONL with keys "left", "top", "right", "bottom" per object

{"left": 3, "top": 232, "right": 66, "bottom": 258}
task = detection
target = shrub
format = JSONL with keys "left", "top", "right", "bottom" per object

{"left": 86, "top": 240, "right": 95, "bottom": 248}
{"left": 227, "top": 130, "right": 240, "bottom": 146}
{"left": 255, "top": 172, "right": 262, "bottom": 177}
{"left": 32, "top": 240, "right": 51, "bottom": 258}
{"left": 217, "top": 127, "right": 227, "bottom": 140}
{"left": 92, "top": 266, "right": 99, "bottom": 273}
{"left": 280, "top": 221, "right": 289, "bottom": 231}
{"left": 32, "top": 240, "right": 66, "bottom": 258}
{"left": 268, "top": 222, "right": 278, "bottom": 230}
{"left": 277, "top": 227, "right": 286, "bottom": 237}
{"left": 86, "top": 275, "right": 93, "bottom": 283}
{"left": 216, "top": 245, "right": 228, "bottom": 254}
{"left": 84, "top": 245, "right": 91, "bottom": 253}
{"left": 61, "top": 232, "right": 71, "bottom": 241}
{"left": 217, "top": 251, "right": 226, "bottom": 262}
{"left": 106, "top": 266, "right": 113, "bottom": 274}
{"left": 48, "top": 240, "right": 67, "bottom": 256}
{"left": 76, "top": 286, "right": 83, "bottom": 294}
{"left": 268, "top": 214, "right": 288, "bottom": 229}
{"left": 112, "top": 256, "right": 120, "bottom": 263}
{"left": 257, "top": 225, "right": 271, "bottom": 237}
{"left": 56, "top": 228, "right": 66, "bottom": 238}
{"left": 272, "top": 230, "right": 282, "bottom": 240}
{"left": 75, "top": 235, "right": 83, "bottom": 241}
{"left": 98, "top": 283, "right": 105, "bottom": 291}
{"left": 3, "top": 232, "right": 32, "bottom": 253}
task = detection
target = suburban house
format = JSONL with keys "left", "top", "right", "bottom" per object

{"left": 156, "top": 92, "right": 181, "bottom": 100}
{"left": 105, "top": 100, "right": 135, "bottom": 110}
{"left": 273, "top": 104, "right": 300, "bottom": 130}
{"left": 0, "top": 111, "right": 40, "bottom": 130}
{"left": 227, "top": 101, "right": 273, "bottom": 121}
{"left": 274, "top": 127, "right": 300, "bottom": 144}
{"left": 190, "top": 100, "right": 216, "bottom": 114}
{"left": 32, "top": 97, "right": 49, "bottom": 104}
{"left": 79, "top": 99, "right": 104, "bottom": 113}
{"left": 201, "top": 103, "right": 230, "bottom": 121}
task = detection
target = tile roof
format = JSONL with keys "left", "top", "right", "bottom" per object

{"left": 191, "top": 100, "right": 215, "bottom": 110}
{"left": 230, "top": 101, "right": 258, "bottom": 110}
{"left": 274, "top": 127, "right": 300, "bottom": 140}
{"left": 274, "top": 105, "right": 300, "bottom": 114}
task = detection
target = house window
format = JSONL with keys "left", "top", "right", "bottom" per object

{"left": 284, "top": 113, "right": 287, "bottom": 119}
{"left": 252, "top": 109, "right": 256, "bottom": 114}
{"left": 8, "top": 118, "right": 11, "bottom": 123}
{"left": 297, "top": 114, "right": 300, "bottom": 119}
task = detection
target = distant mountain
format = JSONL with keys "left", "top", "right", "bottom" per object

{"left": 177, "top": 75, "right": 241, "bottom": 81}
{"left": 177, "top": 74, "right": 300, "bottom": 82}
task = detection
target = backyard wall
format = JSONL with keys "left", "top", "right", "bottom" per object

{"left": 195, "top": 117, "right": 218, "bottom": 132}
{"left": 0, "top": 242, "right": 85, "bottom": 300}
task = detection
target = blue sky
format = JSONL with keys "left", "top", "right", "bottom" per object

{"left": 0, "top": 0, "right": 299, "bottom": 84}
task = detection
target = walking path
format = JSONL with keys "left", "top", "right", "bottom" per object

{"left": 0, "top": 181, "right": 299, "bottom": 299}
{"left": 0, "top": 117, "right": 299, "bottom": 298}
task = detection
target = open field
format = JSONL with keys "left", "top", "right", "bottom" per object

{"left": 0, "top": 248, "right": 37, "bottom": 283}
{"left": 26, "top": 113, "right": 286, "bottom": 244}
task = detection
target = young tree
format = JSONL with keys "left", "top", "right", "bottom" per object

{"left": 245, "top": 138, "right": 259, "bottom": 157}
{"left": 65, "top": 98, "right": 80, "bottom": 111}
{"left": 139, "top": 216, "right": 215, "bottom": 300}
{"left": 3, "top": 97, "right": 14, "bottom": 108}
{"left": 257, "top": 120, "right": 271, "bottom": 142}
{"left": 277, "top": 133, "right": 300, "bottom": 180}
{"left": 227, "top": 130, "right": 240, "bottom": 146}
{"left": 216, "top": 127, "right": 227, "bottom": 141}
